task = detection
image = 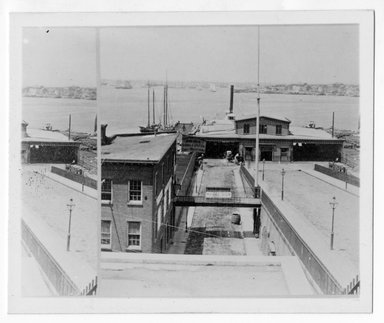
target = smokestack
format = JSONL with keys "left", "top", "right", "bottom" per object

{"left": 229, "top": 85, "right": 234, "bottom": 114}
{"left": 21, "top": 121, "right": 28, "bottom": 138}
{"left": 101, "top": 124, "right": 108, "bottom": 145}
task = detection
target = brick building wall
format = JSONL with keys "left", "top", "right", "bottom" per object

{"left": 101, "top": 139, "right": 177, "bottom": 253}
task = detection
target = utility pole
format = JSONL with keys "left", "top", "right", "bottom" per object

{"left": 66, "top": 198, "right": 75, "bottom": 251}
{"left": 281, "top": 168, "right": 286, "bottom": 200}
{"left": 147, "top": 83, "right": 150, "bottom": 127}
{"left": 329, "top": 196, "right": 338, "bottom": 250}
{"left": 254, "top": 25, "right": 261, "bottom": 199}
{"left": 332, "top": 112, "right": 335, "bottom": 138}
{"left": 68, "top": 114, "right": 71, "bottom": 141}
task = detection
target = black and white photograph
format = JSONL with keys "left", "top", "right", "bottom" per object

{"left": 98, "top": 23, "right": 366, "bottom": 298}
{"left": 18, "top": 28, "right": 98, "bottom": 296}
{"left": 6, "top": 8, "right": 375, "bottom": 315}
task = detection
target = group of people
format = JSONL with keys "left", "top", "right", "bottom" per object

{"left": 225, "top": 150, "right": 244, "bottom": 165}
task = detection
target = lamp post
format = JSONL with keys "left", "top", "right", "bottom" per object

{"left": 262, "top": 159, "right": 265, "bottom": 181}
{"left": 329, "top": 196, "right": 338, "bottom": 250}
{"left": 66, "top": 198, "right": 75, "bottom": 251}
{"left": 281, "top": 168, "right": 286, "bottom": 201}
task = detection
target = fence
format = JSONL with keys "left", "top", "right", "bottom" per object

{"left": 239, "top": 164, "right": 255, "bottom": 195}
{"left": 314, "top": 164, "right": 360, "bottom": 187}
{"left": 240, "top": 164, "right": 359, "bottom": 295}
{"left": 177, "top": 152, "right": 197, "bottom": 196}
{"left": 21, "top": 219, "right": 97, "bottom": 296}
{"left": 261, "top": 192, "right": 345, "bottom": 295}
{"left": 51, "top": 166, "right": 97, "bottom": 189}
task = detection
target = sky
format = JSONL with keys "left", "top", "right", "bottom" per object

{"left": 22, "top": 25, "right": 359, "bottom": 87}
{"left": 23, "top": 28, "right": 97, "bottom": 87}
{"left": 100, "top": 25, "right": 359, "bottom": 84}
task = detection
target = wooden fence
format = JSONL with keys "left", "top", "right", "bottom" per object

{"left": 314, "top": 164, "right": 360, "bottom": 187}
{"left": 51, "top": 166, "right": 97, "bottom": 189}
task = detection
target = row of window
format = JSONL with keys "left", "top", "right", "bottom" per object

{"left": 243, "top": 124, "right": 282, "bottom": 135}
{"left": 101, "top": 179, "right": 142, "bottom": 204}
{"left": 101, "top": 220, "right": 141, "bottom": 250}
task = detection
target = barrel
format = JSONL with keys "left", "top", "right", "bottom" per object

{"left": 231, "top": 212, "right": 241, "bottom": 225}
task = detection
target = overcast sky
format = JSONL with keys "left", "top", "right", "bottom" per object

{"left": 100, "top": 25, "right": 359, "bottom": 84}
{"left": 23, "top": 28, "right": 97, "bottom": 87}
{"left": 22, "top": 25, "right": 359, "bottom": 87}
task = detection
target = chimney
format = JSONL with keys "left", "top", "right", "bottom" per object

{"left": 21, "top": 121, "right": 28, "bottom": 138}
{"left": 229, "top": 85, "right": 234, "bottom": 114}
{"left": 101, "top": 124, "right": 108, "bottom": 145}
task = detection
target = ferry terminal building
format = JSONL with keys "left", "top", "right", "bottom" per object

{"left": 182, "top": 114, "right": 344, "bottom": 162}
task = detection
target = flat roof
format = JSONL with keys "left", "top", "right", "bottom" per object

{"left": 195, "top": 127, "right": 343, "bottom": 142}
{"left": 235, "top": 114, "right": 291, "bottom": 123}
{"left": 102, "top": 133, "right": 177, "bottom": 163}
{"left": 98, "top": 253, "right": 314, "bottom": 297}
{"left": 22, "top": 128, "right": 76, "bottom": 143}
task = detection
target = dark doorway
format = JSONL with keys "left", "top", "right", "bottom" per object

{"left": 205, "top": 141, "right": 239, "bottom": 158}
{"left": 260, "top": 150, "right": 273, "bottom": 161}
{"left": 260, "top": 146, "right": 274, "bottom": 161}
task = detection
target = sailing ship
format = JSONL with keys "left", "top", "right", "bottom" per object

{"left": 209, "top": 83, "right": 217, "bottom": 92}
{"left": 115, "top": 80, "right": 133, "bottom": 89}
{"left": 139, "top": 82, "right": 177, "bottom": 134}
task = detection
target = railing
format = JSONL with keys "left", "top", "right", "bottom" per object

{"left": 314, "top": 164, "right": 360, "bottom": 187}
{"left": 51, "top": 166, "right": 97, "bottom": 189}
{"left": 22, "top": 219, "right": 81, "bottom": 296}
{"left": 177, "top": 152, "right": 197, "bottom": 196}
{"left": 344, "top": 275, "right": 360, "bottom": 295}
{"left": 240, "top": 164, "right": 255, "bottom": 195}
{"left": 261, "top": 192, "right": 348, "bottom": 295}
{"left": 21, "top": 219, "right": 97, "bottom": 296}
{"left": 174, "top": 195, "right": 260, "bottom": 207}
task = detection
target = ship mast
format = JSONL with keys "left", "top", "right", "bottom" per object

{"left": 153, "top": 89, "right": 155, "bottom": 125}
{"left": 255, "top": 26, "right": 261, "bottom": 198}
{"left": 147, "top": 83, "right": 150, "bottom": 127}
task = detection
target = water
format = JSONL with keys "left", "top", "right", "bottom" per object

{"left": 22, "top": 97, "right": 97, "bottom": 133}
{"left": 100, "top": 86, "right": 359, "bottom": 135}
{"left": 22, "top": 87, "right": 359, "bottom": 135}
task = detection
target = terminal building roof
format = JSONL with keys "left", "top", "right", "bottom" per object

{"left": 195, "top": 126, "right": 341, "bottom": 141}
{"left": 102, "top": 133, "right": 178, "bottom": 163}
{"left": 235, "top": 114, "right": 291, "bottom": 123}
{"left": 22, "top": 128, "right": 75, "bottom": 143}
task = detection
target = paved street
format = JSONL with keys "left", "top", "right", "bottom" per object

{"left": 182, "top": 159, "right": 262, "bottom": 256}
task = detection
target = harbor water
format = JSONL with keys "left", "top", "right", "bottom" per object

{"left": 100, "top": 86, "right": 359, "bottom": 135}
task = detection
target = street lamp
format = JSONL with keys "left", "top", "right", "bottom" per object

{"left": 329, "top": 196, "right": 338, "bottom": 250}
{"left": 262, "top": 159, "right": 265, "bottom": 181}
{"left": 66, "top": 198, "right": 76, "bottom": 251}
{"left": 281, "top": 168, "right": 286, "bottom": 201}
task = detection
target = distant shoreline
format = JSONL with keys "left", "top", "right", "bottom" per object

{"left": 23, "top": 86, "right": 96, "bottom": 100}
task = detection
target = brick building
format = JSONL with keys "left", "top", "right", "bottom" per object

{"left": 101, "top": 133, "right": 178, "bottom": 253}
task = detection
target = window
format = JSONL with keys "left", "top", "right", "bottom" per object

{"left": 259, "top": 124, "right": 267, "bottom": 134}
{"left": 243, "top": 123, "right": 250, "bottom": 134}
{"left": 127, "top": 221, "right": 141, "bottom": 249}
{"left": 101, "top": 179, "right": 112, "bottom": 203}
{"left": 164, "top": 189, "right": 168, "bottom": 215}
{"left": 276, "top": 125, "right": 282, "bottom": 135}
{"left": 157, "top": 205, "right": 162, "bottom": 231}
{"left": 128, "top": 180, "right": 142, "bottom": 203}
{"left": 101, "top": 220, "right": 112, "bottom": 249}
